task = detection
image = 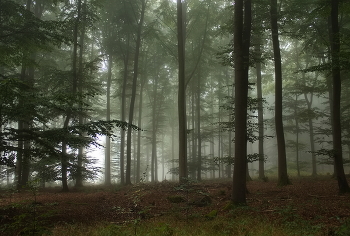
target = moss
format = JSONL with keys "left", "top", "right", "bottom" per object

{"left": 167, "top": 195, "right": 185, "bottom": 203}
{"left": 205, "top": 210, "right": 218, "bottom": 220}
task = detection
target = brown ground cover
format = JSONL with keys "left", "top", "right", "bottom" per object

{"left": 1, "top": 176, "right": 349, "bottom": 234}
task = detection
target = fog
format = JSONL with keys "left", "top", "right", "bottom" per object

{"left": 1, "top": 0, "right": 349, "bottom": 191}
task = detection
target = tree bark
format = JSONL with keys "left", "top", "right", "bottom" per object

{"left": 232, "top": 0, "right": 251, "bottom": 205}
{"left": 126, "top": 0, "right": 145, "bottom": 185}
{"left": 120, "top": 34, "right": 130, "bottom": 185}
{"left": 330, "top": 0, "right": 350, "bottom": 193}
{"left": 105, "top": 54, "right": 112, "bottom": 186}
{"left": 196, "top": 70, "right": 202, "bottom": 181}
{"left": 76, "top": 1, "right": 86, "bottom": 188}
{"left": 177, "top": 0, "right": 187, "bottom": 183}
{"left": 136, "top": 74, "right": 145, "bottom": 183}
{"left": 256, "top": 42, "right": 265, "bottom": 180}
{"left": 270, "top": 0, "right": 290, "bottom": 186}
{"left": 294, "top": 94, "right": 300, "bottom": 177}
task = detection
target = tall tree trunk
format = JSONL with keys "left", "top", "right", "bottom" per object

{"left": 270, "top": 0, "right": 290, "bottom": 186}
{"left": 191, "top": 87, "right": 197, "bottom": 179}
{"left": 304, "top": 93, "right": 317, "bottom": 176}
{"left": 226, "top": 69, "right": 233, "bottom": 179}
{"left": 177, "top": 0, "right": 187, "bottom": 183}
{"left": 232, "top": 0, "right": 251, "bottom": 205}
{"left": 16, "top": 120, "right": 24, "bottom": 190}
{"left": 218, "top": 78, "right": 222, "bottom": 178}
{"left": 126, "top": 0, "right": 145, "bottom": 185}
{"left": 256, "top": 42, "right": 265, "bottom": 180}
{"left": 196, "top": 71, "right": 202, "bottom": 181}
{"left": 294, "top": 94, "right": 300, "bottom": 177}
{"left": 76, "top": 1, "right": 86, "bottom": 188}
{"left": 330, "top": 0, "right": 350, "bottom": 193}
{"left": 105, "top": 54, "right": 112, "bottom": 186}
{"left": 136, "top": 74, "right": 145, "bottom": 183}
{"left": 151, "top": 76, "right": 158, "bottom": 182}
{"left": 120, "top": 34, "right": 131, "bottom": 185}
{"left": 171, "top": 117, "right": 175, "bottom": 181}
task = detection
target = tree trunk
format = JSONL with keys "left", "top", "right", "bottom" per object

{"left": 120, "top": 34, "right": 131, "bottom": 185}
{"left": 196, "top": 71, "right": 202, "bottom": 181}
{"left": 330, "top": 0, "right": 350, "bottom": 193}
{"left": 177, "top": 0, "right": 187, "bottom": 183}
{"left": 105, "top": 54, "right": 112, "bottom": 186}
{"left": 232, "top": 0, "right": 251, "bottom": 205}
{"left": 136, "top": 74, "right": 145, "bottom": 183}
{"left": 294, "top": 94, "right": 300, "bottom": 177}
{"left": 256, "top": 42, "right": 265, "bottom": 180}
{"left": 304, "top": 93, "right": 317, "bottom": 176}
{"left": 126, "top": 0, "right": 145, "bottom": 185}
{"left": 270, "top": 0, "right": 290, "bottom": 186}
{"left": 226, "top": 69, "right": 233, "bottom": 179}
{"left": 76, "top": 1, "right": 86, "bottom": 188}
{"left": 151, "top": 79, "right": 158, "bottom": 182}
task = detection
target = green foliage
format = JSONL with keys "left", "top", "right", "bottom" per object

{"left": 219, "top": 93, "right": 273, "bottom": 145}
{"left": 205, "top": 210, "right": 218, "bottom": 220}
{"left": 0, "top": 0, "right": 69, "bottom": 69}
{"left": 334, "top": 219, "right": 350, "bottom": 236}
{"left": 48, "top": 214, "right": 326, "bottom": 236}
{"left": 0, "top": 186, "right": 56, "bottom": 235}
{"left": 167, "top": 195, "right": 186, "bottom": 203}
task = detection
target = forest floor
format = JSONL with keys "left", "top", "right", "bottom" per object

{"left": 1, "top": 176, "right": 350, "bottom": 235}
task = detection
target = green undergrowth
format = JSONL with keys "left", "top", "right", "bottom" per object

{"left": 47, "top": 214, "right": 328, "bottom": 236}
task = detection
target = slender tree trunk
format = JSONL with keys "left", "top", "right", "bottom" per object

{"left": 294, "top": 94, "right": 300, "bottom": 177}
{"left": 232, "top": 0, "right": 251, "bottom": 205}
{"left": 218, "top": 78, "right": 222, "bottom": 178}
{"left": 210, "top": 84, "right": 215, "bottom": 179}
{"left": 177, "top": 0, "right": 187, "bottom": 183}
{"left": 120, "top": 35, "right": 130, "bottom": 185}
{"left": 162, "top": 136, "right": 165, "bottom": 180}
{"left": 16, "top": 120, "right": 23, "bottom": 190}
{"left": 270, "top": 0, "right": 290, "bottom": 186}
{"left": 151, "top": 79, "right": 158, "bottom": 182}
{"left": 191, "top": 88, "right": 197, "bottom": 179}
{"left": 196, "top": 72, "right": 202, "bottom": 181}
{"left": 226, "top": 69, "right": 233, "bottom": 179}
{"left": 136, "top": 74, "right": 145, "bottom": 183}
{"left": 146, "top": 143, "right": 150, "bottom": 182}
{"left": 330, "top": 0, "right": 350, "bottom": 193}
{"left": 76, "top": 2, "right": 86, "bottom": 188}
{"left": 171, "top": 118, "right": 175, "bottom": 181}
{"left": 304, "top": 94, "right": 317, "bottom": 176}
{"left": 256, "top": 43, "right": 265, "bottom": 180}
{"left": 126, "top": 0, "right": 145, "bottom": 185}
{"left": 105, "top": 54, "right": 112, "bottom": 186}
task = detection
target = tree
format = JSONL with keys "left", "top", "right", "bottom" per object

{"left": 270, "top": 0, "right": 290, "bottom": 186}
{"left": 177, "top": 0, "right": 187, "bottom": 183}
{"left": 255, "top": 42, "right": 266, "bottom": 180}
{"left": 126, "top": 0, "right": 146, "bottom": 185}
{"left": 231, "top": 0, "right": 251, "bottom": 205}
{"left": 105, "top": 54, "right": 113, "bottom": 186}
{"left": 330, "top": 0, "right": 350, "bottom": 194}
{"left": 60, "top": 0, "right": 83, "bottom": 192}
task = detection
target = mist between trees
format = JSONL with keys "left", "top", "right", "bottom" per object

{"left": 0, "top": 0, "right": 350, "bottom": 203}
